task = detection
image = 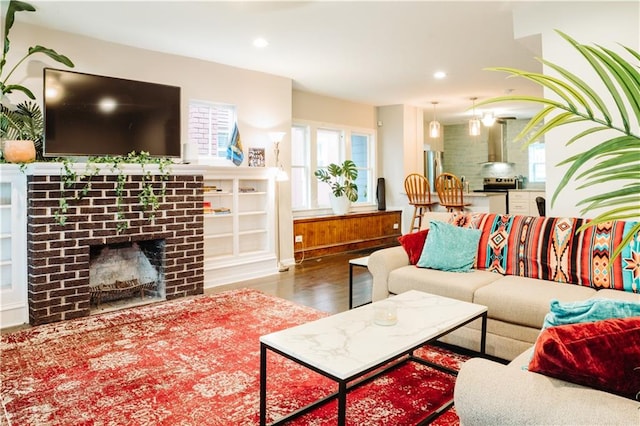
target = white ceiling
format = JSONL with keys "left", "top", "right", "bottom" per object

{"left": 19, "top": 0, "right": 550, "bottom": 124}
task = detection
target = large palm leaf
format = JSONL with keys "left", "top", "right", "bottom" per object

{"left": 475, "top": 30, "right": 639, "bottom": 262}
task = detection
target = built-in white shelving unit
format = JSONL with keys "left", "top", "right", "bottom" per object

{"left": 0, "top": 165, "right": 28, "bottom": 327}
{"left": 202, "top": 167, "right": 277, "bottom": 287}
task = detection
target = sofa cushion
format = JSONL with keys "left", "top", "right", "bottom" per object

{"left": 420, "top": 212, "right": 453, "bottom": 230}
{"left": 591, "top": 289, "right": 640, "bottom": 303}
{"left": 417, "top": 220, "right": 481, "bottom": 272}
{"left": 473, "top": 276, "right": 597, "bottom": 328}
{"left": 528, "top": 317, "right": 640, "bottom": 400}
{"left": 388, "top": 266, "right": 501, "bottom": 302}
{"left": 473, "top": 214, "right": 640, "bottom": 292}
{"left": 397, "top": 229, "right": 429, "bottom": 265}
{"left": 543, "top": 298, "right": 640, "bottom": 329}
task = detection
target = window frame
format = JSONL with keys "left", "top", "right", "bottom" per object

{"left": 528, "top": 141, "right": 546, "bottom": 183}
{"left": 188, "top": 99, "right": 237, "bottom": 166}
{"left": 291, "top": 119, "right": 377, "bottom": 216}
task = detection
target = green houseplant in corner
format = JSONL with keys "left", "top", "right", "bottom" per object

{"left": 476, "top": 30, "right": 639, "bottom": 262}
{"left": 0, "top": 0, "right": 74, "bottom": 162}
{"left": 315, "top": 160, "right": 358, "bottom": 215}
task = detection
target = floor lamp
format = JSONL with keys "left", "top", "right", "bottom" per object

{"left": 270, "top": 132, "right": 289, "bottom": 272}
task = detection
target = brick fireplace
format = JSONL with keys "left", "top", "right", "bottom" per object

{"left": 27, "top": 166, "right": 204, "bottom": 325}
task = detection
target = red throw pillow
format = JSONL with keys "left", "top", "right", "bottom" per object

{"left": 397, "top": 229, "right": 429, "bottom": 265}
{"left": 528, "top": 316, "right": 640, "bottom": 400}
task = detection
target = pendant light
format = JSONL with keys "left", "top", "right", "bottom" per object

{"left": 469, "top": 97, "right": 481, "bottom": 136}
{"left": 429, "top": 101, "right": 441, "bottom": 138}
{"left": 481, "top": 112, "right": 496, "bottom": 127}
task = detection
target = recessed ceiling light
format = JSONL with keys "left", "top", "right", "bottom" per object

{"left": 253, "top": 37, "right": 269, "bottom": 48}
{"left": 433, "top": 71, "right": 447, "bottom": 79}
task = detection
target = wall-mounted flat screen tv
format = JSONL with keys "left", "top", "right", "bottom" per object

{"left": 44, "top": 68, "right": 181, "bottom": 158}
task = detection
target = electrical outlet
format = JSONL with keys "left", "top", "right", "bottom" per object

{"left": 393, "top": 223, "right": 399, "bottom": 229}
{"left": 295, "top": 235, "right": 303, "bottom": 243}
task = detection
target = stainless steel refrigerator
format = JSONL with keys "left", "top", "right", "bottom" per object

{"left": 423, "top": 150, "right": 443, "bottom": 193}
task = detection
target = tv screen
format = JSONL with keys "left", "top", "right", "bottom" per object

{"left": 43, "top": 68, "right": 181, "bottom": 158}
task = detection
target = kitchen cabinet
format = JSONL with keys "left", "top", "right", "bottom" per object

{"left": 509, "top": 190, "right": 545, "bottom": 216}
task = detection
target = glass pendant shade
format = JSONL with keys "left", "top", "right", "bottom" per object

{"left": 469, "top": 118, "right": 481, "bottom": 136}
{"left": 468, "top": 97, "right": 481, "bottom": 136}
{"left": 482, "top": 113, "right": 496, "bottom": 127}
{"left": 429, "top": 101, "right": 440, "bottom": 138}
{"left": 429, "top": 120, "right": 440, "bottom": 138}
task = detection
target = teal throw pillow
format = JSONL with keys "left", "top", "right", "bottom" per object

{"left": 416, "top": 220, "right": 481, "bottom": 272}
{"left": 543, "top": 298, "right": 640, "bottom": 329}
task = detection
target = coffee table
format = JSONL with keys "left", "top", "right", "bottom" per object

{"left": 259, "top": 290, "right": 487, "bottom": 425}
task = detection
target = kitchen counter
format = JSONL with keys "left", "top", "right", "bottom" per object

{"left": 431, "top": 192, "right": 506, "bottom": 214}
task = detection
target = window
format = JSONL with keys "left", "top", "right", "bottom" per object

{"left": 528, "top": 142, "right": 546, "bottom": 183}
{"left": 292, "top": 121, "right": 376, "bottom": 211}
{"left": 291, "top": 126, "right": 310, "bottom": 210}
{"left": 188, "top": 100, "right": 236, "bottom": 159}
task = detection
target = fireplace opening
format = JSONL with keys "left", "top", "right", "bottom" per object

{"left": 89, "top": 239, "right": 166, "bottom": 313}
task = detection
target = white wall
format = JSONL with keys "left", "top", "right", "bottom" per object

{"left": 512, "top": 2, "right": 639, "bottom": 218}
{"left": 377, "top": 104, "right": 424, "bottom": 233}
{"left": 292, "top": 90, "right": 376, "bottom": 129}
{"left": 8, "top": 23, "right": 296, "bottom": 262}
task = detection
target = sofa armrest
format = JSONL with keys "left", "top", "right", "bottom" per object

{"left": 368, "top": 246, "right": 409, "bottom": 302}
{"left": 454, "top": 357, "right": 640, "bottom": 426}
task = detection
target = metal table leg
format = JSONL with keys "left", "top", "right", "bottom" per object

{"left": 260, "top": 343, "right": 267, "bottom": 425}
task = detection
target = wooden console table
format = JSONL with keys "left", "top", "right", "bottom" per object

{"left": 293, "top": 210, "right": 401, "bottom": 260}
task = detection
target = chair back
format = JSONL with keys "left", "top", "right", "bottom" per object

{"left": 404, "top": 174, "right": 431, "bottom": 205}
{"left": 536, "top": 196, "right": 546, "bottom": 216}
{"left": 435, "top": 173, "right": 465, "bottom": 209}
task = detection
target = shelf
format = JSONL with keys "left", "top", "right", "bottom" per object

{"left": 204, "top": 191, "right": 232, "bottom": 196}
{"left": 201, "top": 167, "right": 275, "bottom": 289}
{"left": 204, "top": 233, "right": 234, "bottom": 239}
{"left": 239, "top": 229, "right": 267, "bottom": 236}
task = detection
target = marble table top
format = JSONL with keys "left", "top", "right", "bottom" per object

{"left": 260, "top": 290, "right": 487, "bottom": 380}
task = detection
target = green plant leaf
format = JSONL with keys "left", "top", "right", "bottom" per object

{"left": 552, "top": 135, "right": 637, "bottom": 205}
{"left": 480, "top": 31, "right": 639, "bottom": 268}
{"left": 557, "top": 31, "right": 630, "bottom": 132}
{"left": 3, "top": 1, "right": 35, "bottom": 59}
{"left": 538, "top": 57, "right": 611, "bottom": 123}
{"left": 27, "top": 45, "right": 75, "bottom": 68}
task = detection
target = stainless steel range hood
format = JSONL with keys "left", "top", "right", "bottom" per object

{"left": 484, "top": 118, "right": 515, "bottom": 164}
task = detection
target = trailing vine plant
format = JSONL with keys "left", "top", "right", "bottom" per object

{"left": 54, "top": 151, "right": 173, "bottom": 232}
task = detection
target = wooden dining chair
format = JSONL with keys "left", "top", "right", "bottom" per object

{"left": 404, "top": 173, "right": 437, "bottom": 232}
{"left": 435, "top": 173, "right": 471, "bottom": 212}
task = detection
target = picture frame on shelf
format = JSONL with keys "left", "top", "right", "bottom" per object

{"left": 248, "top": 147, "right": 265, "bottom": 167}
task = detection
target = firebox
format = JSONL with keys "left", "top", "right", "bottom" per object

{"left": 89, "top": 240, "right": 165, "bottom": 311}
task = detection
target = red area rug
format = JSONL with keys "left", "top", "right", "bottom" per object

{"left": 1, "top": 289, "right": 467, "bottom": 425}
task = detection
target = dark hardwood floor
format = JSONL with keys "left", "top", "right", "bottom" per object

{"left": 207, "top": 248, "right": 378, "bottom": 314}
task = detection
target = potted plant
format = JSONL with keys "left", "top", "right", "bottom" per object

{"left": 314, "top": 159, "right": 358, "bottom": 215}
{"left": 0, "top": 0, "right": 74, "bottom": 162}
{"left": 476, "top": 30, "right": 639, "bottom": 261}
{"left": 0, "top": 101, "right": 41, "bottom": 162}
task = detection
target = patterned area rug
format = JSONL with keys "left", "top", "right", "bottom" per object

{"left": 1, "top": 289, "right": 468, "bottom": 425}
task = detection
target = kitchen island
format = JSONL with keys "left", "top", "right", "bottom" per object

{"left": 431, "top": 192, "right": 507, "bottom": 214}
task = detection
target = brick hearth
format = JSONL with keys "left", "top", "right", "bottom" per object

{"left": 27, "top": 169, "right": 204, "bottom": 325}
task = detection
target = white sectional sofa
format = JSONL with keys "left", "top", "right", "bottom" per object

{"left": 368, "top": 212, "right": 640, "bottom": 361}
{"left": 369, "top": 211, "right": 640, "bottom": 423}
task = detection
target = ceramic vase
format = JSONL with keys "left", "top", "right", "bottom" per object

{"left": 2, "top": 140, "right": 36, "bottom": 163}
